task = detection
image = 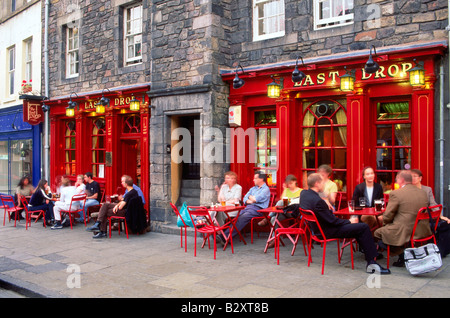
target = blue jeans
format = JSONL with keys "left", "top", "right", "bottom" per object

{"left": 80, "top": 199, "right": 99, "bottom": 220}
{"left": 29, "top": 201, "right": 54, "bottom": 221}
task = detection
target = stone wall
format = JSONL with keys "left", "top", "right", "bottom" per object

{"left": 228, "top": 0, "right": 448, "bottom": 67}
{"left": 45, "top": 0, "right": 151, "bottom": 98}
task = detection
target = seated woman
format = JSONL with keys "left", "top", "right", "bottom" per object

{"left": 212, "top": 171, "right": 242, "bottom": 225}
{"left": 318, "top": 164, "right": 338, "bottom": 209}
{"left": 15, "top": 176, "right": 34, "bottom": 217}
{"left": 258, "top": 174, "right": 302, "bottom": 227}
{"left": 28, "top": 179, "right": 54, "bottom": 226}
{"left": 352, "top": 166, "right": 383, "bottom": 227}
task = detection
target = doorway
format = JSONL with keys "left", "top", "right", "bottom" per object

{"left": 120, "top": 138, "right": 141, "bottom": 188}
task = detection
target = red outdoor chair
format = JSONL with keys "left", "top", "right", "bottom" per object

{"left": 60, "top": 194, "right": 87, "bottom": 229}
{"left": 300, "top": 208, "right": 354, "bottom": 275}
{"left": 386, "top": 204, "right": 442, "bottom": 269}
{"left": 274, "top": 213, "right": 308, "bottom": 265}
{"left": 108, "top": 215, "right": 129, "bottom": 239}
{"left": 170, "top": 203, "right": 188, "bottom": 252}
{"left": 186, "top": 206, "right": 233, "bottom": 259}
{"left": 19, "top": 196, "right": 46, "bottom": 230}
{"left": 250, "top": 193, "right": 276, "bottom": 243}
{"left": 336, "top": 192, "right": 347, "bottom": 211}
{"left": 1, "top": 195, "right": 23, "bottom": 227}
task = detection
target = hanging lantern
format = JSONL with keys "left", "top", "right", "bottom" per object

{"left": 339, "top": 67, "right": 355, "bottom": 92}
{"left": 66, "top": 93, "right": 78, "bottom": 117}
{"left": 129, "top": 96, "right": 140, "bottom": 111}
{"left": 267, "top": 76, "right": 284, "bottom": 98}
{"left": 408, "top": 59, "right": 425, "bottom": 86}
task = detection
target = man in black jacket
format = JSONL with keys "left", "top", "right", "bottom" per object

{"left": 300, "top": 173, "right": 390, "bottom": 275}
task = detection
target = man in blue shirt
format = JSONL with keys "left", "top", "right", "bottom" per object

{"left": 218, "top": 171, "right": 270, "bottom": 243}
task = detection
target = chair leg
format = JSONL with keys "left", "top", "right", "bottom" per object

{"left": 124, "top": 220, "right": 129, "bottom": 239}
{"left": 387, "top": 245, "right": 390, "bottom": 269}
{"left": 322, "top": 242, "right": 327, "bottom": 275}
{"left": 109, "top": 218, "right": 112, "bottom": 238}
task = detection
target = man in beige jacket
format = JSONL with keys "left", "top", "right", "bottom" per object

{"left": 374, "top": 170, "right": 431, "bottom": 266}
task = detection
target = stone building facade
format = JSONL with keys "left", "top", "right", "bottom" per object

{"left": 41, "top": 0, "right": 450, "bottom": 229}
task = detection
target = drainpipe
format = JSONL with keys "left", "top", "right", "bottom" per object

{"left": 43, "top": 0, "right": 50, "bottom": 181}
{"left": 439, "top": 59, "right": 444, "bottom": 212}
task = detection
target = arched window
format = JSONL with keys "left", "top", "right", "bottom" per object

{"left": 64, "top": 120, "right": 76, "bottom": 176}
{"left": 92, "top": 118, "right": 106, "bottom": 178}
{"left": 123, "top": 115, "right": 141, "bottom": 134}
{"left": 302, "top": 99, "right": 347, "bottom": 191}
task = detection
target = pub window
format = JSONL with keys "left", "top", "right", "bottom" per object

{"left": 375, "top": 101, "right": 411, "bottom": 193}
{"left": 123, "top": 115, "right": 141, "bottom": 134}
{"left": 24, "top": 38, "right": 33, "bottom": 84}
{"left": 253, "top": 0, "right": 285, "bottom": 42}
{"left": 64, "top": 120, "right": 76, "bottom": 176}
{"left": 302, "top": 100, "right": 347, "bottom": 191}
{"left": 124, "top": 3, "right": 143, "bottom": 66}
{"left": 66, "top": 26, "right": 79, "bottom": 78}
{"left": 314, "top": 0, "right": 354, "bottom": 30}
{"left": 92, "top": 118, "right": 106, "bottom": 178}
{"left": 254, "top": 110, "right": 278, "bottom": 188}
{"left": 8, "top": 46, "right": 15, "bottom": 96}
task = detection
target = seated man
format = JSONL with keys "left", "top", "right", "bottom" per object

{"left": 374, "top": 170, "right": 430, "bottom": 267}
{"left": 77, "top": 172, "right": 100, "bottom": 223}
{"left": 86, "top": 175, "right": 139, "bottom": 238}
{"left": 217, "top": 171, "right": 270, "bottom": 244}
{"left": 300, "top": 173, "right": 390, "bottom": 275}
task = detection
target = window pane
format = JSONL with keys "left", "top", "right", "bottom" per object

{"left": 376, "top": 171, "right": 394, "bottom": 193}
{"left": 377, "top": 125, "right": 392, "bottom": 146}
{"left": 303, "top": 149, "right": 315, "bottom": 169}
{"left": 317, "top": 148, "right": 331, "bottom": 167}
{"left": 333, "top": 149, "right": 347, "bottom": 169}
{"left": 11, "top": 140, "right": 32, "bottom": 186}
{"left": 394, "top": 124, "right": 411, "bottom": 146}
{"left": 0, "top": 141, "right": 9, "bottom": 193}
{"left": 376, "top": 148, "right": 392, "bottom": 171}
{"left": 395, "top": 148, "right": 411, "bottom": 170}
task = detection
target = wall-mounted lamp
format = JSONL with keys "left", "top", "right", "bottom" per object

{"left": 339, "top": 67, "right": 355, "bottom": 92}
{"left": 408, "top": 59, "right": 425, "bottom": 86}
{"left": 292, "top": 56, "right": 307, "bottom": 83}
{"left": 129, "top": 95, "right": 140, "bottom": 111}
{"left": 42, "top": 96, "right": 50, "bottom": 112}
{"left": 232, "top": 64, "right": 245, "bottom": 89}
{"left": 267, "top": 75, "right": 284, "bottom": 98}
{"left": 95, "top": 88, "right": 110, "bottom": 114}
{"left": 364, "top": 45, "right": 380, "bottom": 74}
{"left": 66, "top": 92, "right": 79, "bottom": 117}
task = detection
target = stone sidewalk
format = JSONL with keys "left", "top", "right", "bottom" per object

{"left": 0, "top": 216, "right": 449, "bottom": 299}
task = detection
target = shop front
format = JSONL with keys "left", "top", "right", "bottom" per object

{"left": 0, "top": 104, "right": 42, "bottom": 194}
{"left": 44, "top": 84, "right": 150, "bottom": 210}
{"left": 222, "top": 41, "right": 446, "bottom": 202}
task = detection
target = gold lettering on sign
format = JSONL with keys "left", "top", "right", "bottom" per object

{"left": 28, "top": 103, "right": 42, "bottom": 122}
{"left": 114, "top": 97, "right": 133, "bottom": 106}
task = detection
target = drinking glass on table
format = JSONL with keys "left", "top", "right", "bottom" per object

{"left": 348, "top": 200, "right": 355, "bottom": 213}
{"left": 359, "top": 197, "right": 366, "bottom": 208}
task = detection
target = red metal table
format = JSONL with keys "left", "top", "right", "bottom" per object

{"left": 208, "top": 205, "right": 246, "bottom": 248}
{"left": 258, "top": 206, "right": 299, "bottom": 253}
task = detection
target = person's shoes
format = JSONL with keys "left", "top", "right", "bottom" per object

{"left": 93, "top": 231, "right": 107, "bottom": 239}
{"left": 257, "top": 218, "right": 269, "bottom": 227}
{"left": 75, "top": 218, "right": 85, "bottom": 223}
{"left": 215, "top": 234, "right": 225, "bottom": 247}
{"left": 366, "top": 262, "right": 391, "bottom": 275}
{"left": 393, "top": 254, "right": 405, "bottom": 267}
{"left": 267, "top": 240, "right": 275, "bottom": 249}
{"left": 51, "top": 222, "right": 63, "bottom": 230}
{"left": 86, "top": 221, "right": 101, "bottom": 232}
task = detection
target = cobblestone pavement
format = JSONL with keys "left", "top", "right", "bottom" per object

{"left": 0, "top": 216, "right": 449, "bottom": 301}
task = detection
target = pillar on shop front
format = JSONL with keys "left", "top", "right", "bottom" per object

{"left": 346, "top": 90, "right": 370, "bottom": 195}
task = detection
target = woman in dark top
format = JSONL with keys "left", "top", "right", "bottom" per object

{"left": 28, "top": 179, "right": 55, "bottom": 225}
{"left": 352, "top": 166, "right": 383, "bottom": 228}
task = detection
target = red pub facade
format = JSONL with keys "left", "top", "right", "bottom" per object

{"left": 222, "top": 41, "right": 446, "bottom": 202}
{"left": 45, "top": 84, "right": 151, "bottom": 211}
